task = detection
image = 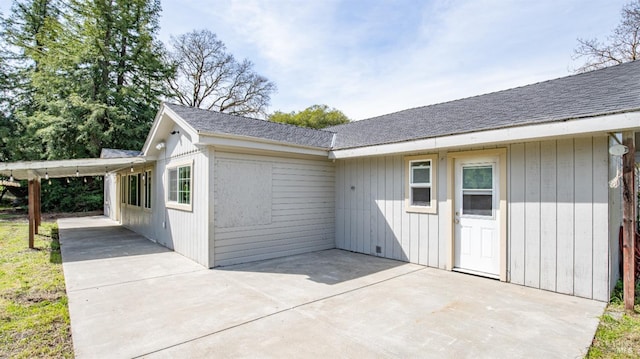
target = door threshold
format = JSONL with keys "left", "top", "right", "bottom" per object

{"left": 453, "top": 267, "right": 499, "bottom": 280}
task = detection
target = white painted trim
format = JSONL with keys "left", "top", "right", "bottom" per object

{"left": 0, "top": 157, "right": 147, "bottom": 180}
{"left": 404, "top": 154, "right": 438, "bottom": 214}
{"left": 197, "top": 134, "right": 329, "bottom": 157}
{"left": 165, "top": 159, "right": 194, "bottom": 212}
{"left": 330, "top": 112, "right": 640, "bottom": 159}
{"left": 141, "top": 104, "right": 201, "bottom": 157}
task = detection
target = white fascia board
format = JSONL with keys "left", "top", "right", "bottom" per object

{"left": 141, "top": 103, "right": 166, "bottom": 155}
{"left": 142, "top": 104, "right": 201, "bottom": 156}
{"left": 330, "top": 112, "right": 640, "bottom": 159}
{"left": 196, "top": 134, "right": 329, "bottom": 157}
{"left": 0, "top": 157, "right": 146, "bottom": 171}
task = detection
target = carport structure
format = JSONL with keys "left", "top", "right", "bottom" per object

{"left": 0, "top": 155, "right": 145, "bottom": 247}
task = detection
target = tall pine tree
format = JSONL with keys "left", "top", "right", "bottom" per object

{"left": 1, "top": 0, "right": 171, "bottom": 160}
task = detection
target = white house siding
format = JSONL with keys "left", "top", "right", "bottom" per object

{"left": 336, "top": 136, "right": 613, "bottom": 301}
{"left": 335, "top": 154, "right": 448, "bottom": 269}
{"left": 150, "top": 125, "right": 211, "bottom": 267}
{"left": 103, "top": 173, "right": 117, "bottom": 221}
{"left": 508, "top": 136, "right": 611, "bottom": 301}
{"left": 212, "top": 151, "right": 335, "bottom": 267}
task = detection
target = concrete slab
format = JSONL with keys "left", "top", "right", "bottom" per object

{"left": 59, "top": 217, "right": 605, "bottom": 359}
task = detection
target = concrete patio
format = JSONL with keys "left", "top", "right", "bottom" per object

{"left": 59, "top": 216, "right": 605, "bottom": 358}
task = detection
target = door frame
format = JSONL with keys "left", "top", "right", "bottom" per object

{"left": 447, "top": 148, "right": 507, "bottom": 281}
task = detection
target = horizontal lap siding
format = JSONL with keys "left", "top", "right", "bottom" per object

{"left": 508, "top": 137, "right": 610, "bottom": 301}
{"left": 335, "top": 155, "right": 441, "bottom": 267}
{"left": 213, "top": 152, "right": 335, "bottom": 266}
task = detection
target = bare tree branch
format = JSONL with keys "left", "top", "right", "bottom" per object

{"left": 165, "top": 29, "right": 276, "bottom": 118}
{"left": 573, "top": 0, "right": 640, "bottom": 73}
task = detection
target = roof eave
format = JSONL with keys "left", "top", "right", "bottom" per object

{"left": 329, "top": 111, "right": 640, "bottom": 159}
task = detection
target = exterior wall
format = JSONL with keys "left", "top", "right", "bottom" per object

{"left": 119, "top": 123, "right": 211, "bottom": 267}
{"left": 508, "top": 136, "right": 610, "bottom": 301}
{"left": 335, "top": 154, "right": 448, "bottom": 268}
{"left": 335, "top": 135, "right": 612, "bottom": 301}
{"left": 152, "top": 124, "right": 211, "bottom": 267}
{"left": 119, "top": 167, "right": 154, "bottom": 240}
{"left": 103, "top": 173, "right": 117, "bottom": 221}
{"left": 213, "top": 151, "right": 335, "bottom": 267}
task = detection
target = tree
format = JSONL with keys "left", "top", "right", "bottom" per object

{"left": 166, "top": 29, "right": 276, "bottom": 118}
{"left": 269, "top": 104, "right": 350, "bottom": 129}
{"left": 0, "top": 0, "right": 173, "bottom": 160}
{"left": 0, "top": 0, "right": 173, "bottom": 211}
{"left": 574, "top": 0, "right": 640, "bottom": 72}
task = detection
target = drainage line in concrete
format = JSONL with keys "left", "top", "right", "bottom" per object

{"left": 134, "top": 265, "right": 428, "bottom": 358}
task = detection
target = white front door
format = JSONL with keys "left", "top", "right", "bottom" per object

{"left": 454, "top": 157, "right": 500, "bottom": 278}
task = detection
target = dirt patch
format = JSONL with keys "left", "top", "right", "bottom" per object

{"left": 2, "top": 289, "right": 64, "bottom": 305}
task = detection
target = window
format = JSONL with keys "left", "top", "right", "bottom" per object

{"left": 461, "top": 165, "right": 493, "bottom": 217}
{"left": 144, "top": 170, "right": 152, "bottom": 209}
{"left": 128, "top": 174, "right": 141, "bottom": 206}
{"left": 167, "top": 163, "right": 192, "bottom": 210}
{"left": 120, "top": 175, "right": 127, "bottom": 204}
{"left": 405, "top": 155, "right": 437, "bottom": 213}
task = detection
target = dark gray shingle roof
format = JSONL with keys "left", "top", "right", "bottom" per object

{"left": 327, "top": 60, "right": 640, "bottom": 149}
{"left": 165, "top": 103, "right": 334, "bottom": 149}
{"left": 100, "top": 148, "right": 142, "bottom": 158}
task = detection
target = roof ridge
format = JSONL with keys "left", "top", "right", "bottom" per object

{"left": 163, "top": 102, "right": 336, "bottom": 135}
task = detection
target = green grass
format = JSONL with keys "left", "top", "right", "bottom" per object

{"left": 587, "top": 280, "right": 640, "bottom": 358}
{"left": 0, "top": 220, "right": 73, "bottom": 358}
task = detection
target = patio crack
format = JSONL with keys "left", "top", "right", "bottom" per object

{"left": 133, "top": 265, "right": 428, "bottom": 358}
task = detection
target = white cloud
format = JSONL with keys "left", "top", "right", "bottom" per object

{"left": 161, "top": 0, "right": 627, "bottom": 120}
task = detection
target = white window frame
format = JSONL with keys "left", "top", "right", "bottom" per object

{"left": 404, "top": 154, "right": 437, "bottom": 214}
{"left": 166, "top": 160, "right": 193, "bottom": 212}
{"left": 143, "top": 169, "right": 153, "bottom": 210}
{"left": 127, "top": 173, "right": 141, "bottom": 207}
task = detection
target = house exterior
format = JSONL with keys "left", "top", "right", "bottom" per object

{"left": 103, "top": 61, "right": 640, "bottom": 302}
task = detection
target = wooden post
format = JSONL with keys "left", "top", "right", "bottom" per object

{"left": 28, "top": 179, "right": 35, "bottom": 249}
{"left": 34, "top": 179, "right": 40, "bottom": 234}
{"left": 622, "top": 131, "right": 636, "bottom": 311}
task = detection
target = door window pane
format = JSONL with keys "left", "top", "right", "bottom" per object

{"left": 463, "top": 192, "right": 492, "bottom": 216}
{"left": 463, "top": 166, "right": 492, "bottom": 189}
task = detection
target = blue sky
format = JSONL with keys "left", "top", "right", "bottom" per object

{"left": 0, "top": 0, "right": 628, "bottom": 120}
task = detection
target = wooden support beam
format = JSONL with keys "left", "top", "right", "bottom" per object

{"left": 622, "top": 131, "right": 636, "bottom": 311}
{"left": 28, "top": 179, "right": 35, "bottom": 249}
{"left": 34, "top": 179, "right": 41, "bottom": 234}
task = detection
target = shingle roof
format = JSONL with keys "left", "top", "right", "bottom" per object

{"left": 100, "top": 148, "right": 142, "bottom": 158}
{"left": 327, "top": 60, "right": 640, "bottom": 149}
{"left": 165, "top": 103, "right": 335, "bottom": 149}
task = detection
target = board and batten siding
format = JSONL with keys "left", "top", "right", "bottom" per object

{"left": 212, "top": 151, "right": 335, "bottom": 267}
{"left": 335, "top": 154, "right": 447, "bottom": 269}
{"left": 151, "top": 124, "right": 211, "bottom": 267}
{"left": 508, "top": 136, "right": 612, "bottom": 301}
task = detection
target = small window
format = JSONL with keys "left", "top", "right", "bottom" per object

{"left": 405, "top": 155, "right": 437, "bottom": 214}
{"left": 128, "top": 174, "right": 141, "bottom": 206}
{"left": 461, "top": 165, "right": 493, "bottom": 217}
{"left": 167, "top": 163, "right": 192, "bottom": 210}
{"left": 120, "top": 175, "right": 127, "bottom": 204}
{"left": 144, "top": 170, "right": 152, "bottom": 209}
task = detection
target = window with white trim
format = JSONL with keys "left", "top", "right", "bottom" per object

{"left": 120, "top": 175, "right": 127, "bottom": 204}
{"left": 167, "top": 164, "right": 192, "bottom": 208}
{"left": 405, "top": 155, "right": 437, "bottom": 214}
{"left": 128, "top": 173, "right": 141, "bottom": 206}
{"left": 144, "top": 170, "right": 152, "bottom": 209}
